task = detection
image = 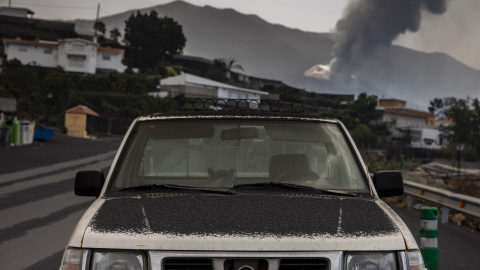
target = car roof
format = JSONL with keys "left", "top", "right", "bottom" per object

{"left": 139, "top": 111, "right": 340, "bottom": 124}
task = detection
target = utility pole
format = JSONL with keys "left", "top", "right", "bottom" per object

{"left": 96, "top": 3, "right": 100, "bottom": 23}
{"left": 93, "top": 3, "right": 100, "bottom": 43}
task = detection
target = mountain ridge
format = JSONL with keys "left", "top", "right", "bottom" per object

{"left": 73, "top": 1, "right": 480, "bottom": 107}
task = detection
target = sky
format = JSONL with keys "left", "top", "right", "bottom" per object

{"left": 0, "top": 0, "right": 349, "bottom": 33}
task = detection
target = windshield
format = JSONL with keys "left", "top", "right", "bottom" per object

{"left": 110, "top": 119, "right": 367, "bottom": 192}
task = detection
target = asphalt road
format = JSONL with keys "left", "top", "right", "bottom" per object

{"left": 1, "top": 133, "right": 480, "bottom": 269}
{"left": 0, "top": 133, "right": 121, "bottom": 270}
{"left": 387, "top": 200, "right": 480, "bottom": 269}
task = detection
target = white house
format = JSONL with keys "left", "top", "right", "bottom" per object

{"left": 379, "top": 106, "right": 435, "bottom": 128}
{"left": 376, "top": 98, "right": 435, "bottom": 129}
{"left": 409, "top": 127, "right": 443, "bottom": 149}
{"left": 57, "top": 39, "right": 98, "bottom": 74}
{"left": 96, "top": 46, "right": 127, "bottom": 73}
{"left": 375, "top": 98, "right": 447, "bottom": 148}
{"left": 151, "top": 73, "right": 270, "bottom": 100}
{"left": 0, "top": 7, "right": 34, "bottom": 18}
{"left": 2, "top": 39, "right": 58, "bottom": 68}
{"left": 2, "top": 38, "right": 126, "bottom": 74}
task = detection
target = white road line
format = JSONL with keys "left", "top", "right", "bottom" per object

{"left": 0, "top": 208, "right": 87, "bottom": 270}
{"left": 0, "top": 150, "right": 117, "bottom": 184}
{"left": 0, "top": 159, "right": 113, "bottom": 196}
{"left": 0, "top": 192, "right": 93, "bottom": 230}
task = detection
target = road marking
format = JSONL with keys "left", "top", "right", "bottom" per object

{"left": 0, "top": 201, "right": 92, "bottom": 245}
{"left": 0, "top": 192, "right": 92, "bottom": 230}
{"left": 0, "top": 207, "right": 88, "bottom": 270}
{"left": 0, "top": 159, "right": 113, "bottom": 196}
{"left": 0, "top": 150, "right": 117, "bottom": 184}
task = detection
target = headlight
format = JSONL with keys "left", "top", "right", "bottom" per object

{"left": 60, "top": 248, "right": 146, "bottom": 270}
{"left": 60, "top": 248, "right": 88, "bottom": 270}
{"left": 345, "top": 252, "right": 398, "bottom": 270}
{"left": 91, "top": 251, "right": 145, "bottom": 270}
{"left": 405, "top": 250, "right": 426, "bottom": 270}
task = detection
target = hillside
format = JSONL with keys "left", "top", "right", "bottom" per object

{"left": 74, "top": 1, "right": 480, "bottom": 107}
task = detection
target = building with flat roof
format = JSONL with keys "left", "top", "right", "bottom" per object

{"left": 376, "top": 98, "right": 445, "bottom": 148}
{"left": 150, "top": 73, "right": 272, "bottom": 101}
{"left": 3, "top": 38, "right": 126, "bottom": 74}
{"left": 0, "top": 7, "right": 34, "bottom": 18}
{"left": 377, "top": 98, "right": 435, "bottom": 128}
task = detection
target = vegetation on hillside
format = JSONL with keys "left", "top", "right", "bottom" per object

{"left": 123, "top": 11, "right": 186, "bottom": 73}
{"left": 429, "top": 97, "right": 480, "bottom": 153}
{"left": 0, "top": 61, "right": 172, "bottom": 135}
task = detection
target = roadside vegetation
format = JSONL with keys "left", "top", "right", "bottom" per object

{"left": 365, "top": 154, "right": 422, "bottom": 172}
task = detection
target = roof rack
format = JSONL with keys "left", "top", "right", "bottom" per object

{"left": 170, "top": 99, "right": 304, "bottom": 113}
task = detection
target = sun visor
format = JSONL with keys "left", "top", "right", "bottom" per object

{"left": 265, "top": 123, "right": 333, "bottom": 143}
{"left": 147, "top": 122, "right": 215, "bottom": 140}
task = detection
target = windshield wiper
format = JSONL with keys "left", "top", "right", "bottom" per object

{"left": 118, "top": 184, "right": 237, "bottom": 195}
{"left": 233, "top": 182, "right": 358, "bottom": 197}
{"left": 318, "top": 189, "right": 359, "bottom": 197}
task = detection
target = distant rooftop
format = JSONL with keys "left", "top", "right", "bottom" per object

{"left": 0, "top": 6, "right": 34, "bottom": 18}
{"left": 3, "top": 38, "right": 124, "bottom": 53}
{"left": 382, "top": 107, "right": 434, "bottom": 119}
{"left": 97, "top": 46, "right": 124, "bottom": 54}
{"left": 161, "top": 73, "right": 269, "bottom": 96}
{"left": 3, "top": 38, "right": 59, "bottom": 47}
{"left": 66, "top": 105, "right": 99, "bottom": 117}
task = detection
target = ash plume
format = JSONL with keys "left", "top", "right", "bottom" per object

{"left": 327, "top": 0, "right": 448, "bottom": 82}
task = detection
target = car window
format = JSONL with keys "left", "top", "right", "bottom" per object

{"left": 111, "top": 119, "right": 367, "bottom": 191}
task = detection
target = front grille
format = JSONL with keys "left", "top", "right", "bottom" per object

{"left": 154, "top": 253, "right": 335, "bottom": 270}
{"left": 163, "top": 258, "right": 213, "bottom": 270}
{"left": 279, "top": 259, "right": 329, "bottom": 270}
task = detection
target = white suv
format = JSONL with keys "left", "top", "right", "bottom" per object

{"left": 60, "top": 102, "right": 425, "bottom": 270}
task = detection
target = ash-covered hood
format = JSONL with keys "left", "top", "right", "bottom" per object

{"left": 81, "top": 193, "right": 411, "bottom": 251}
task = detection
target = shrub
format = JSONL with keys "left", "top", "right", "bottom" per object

{"left": 365, "top": 154, "right": 421, "bottom": 172}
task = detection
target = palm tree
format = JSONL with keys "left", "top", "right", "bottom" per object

{"left": 109, "top": 28, "right": 122, "bottom": 41}
{"left": 217, "top": 57, "right": 244, "bottom": 72}
{"left": 93, "top": 21, "right": 106, "bottom": 36}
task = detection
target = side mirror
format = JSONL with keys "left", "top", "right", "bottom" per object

{"left": 372, "top": 170, "right": 404, "bottom": 197}
{"left": 75, "top": 170, "right": 105, "bottom": 197}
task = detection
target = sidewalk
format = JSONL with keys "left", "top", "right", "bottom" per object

{"left": 0, "top": 133, "right": 122, "bottom": 174}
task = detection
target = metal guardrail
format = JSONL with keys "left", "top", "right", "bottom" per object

{"left": 403, "top": 180, "right": 480, "bottom": 223}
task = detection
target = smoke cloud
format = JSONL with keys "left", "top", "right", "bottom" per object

{"left": 329, "top": 0, "right": 448, "bottom": 82}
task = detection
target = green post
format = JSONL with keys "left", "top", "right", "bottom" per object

{"left": 420, "top": 207, "right": 439, "bottom": 270}
{"left": 2, "top": 116, "right": 21, "bottom": 146}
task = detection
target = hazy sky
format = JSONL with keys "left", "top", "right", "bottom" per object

{"left": 0, "top": 0, "right": 349, "bottom": 33}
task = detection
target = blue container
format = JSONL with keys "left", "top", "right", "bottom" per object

{"left": 34, "top": 126, "right": 54, "bottom": 141}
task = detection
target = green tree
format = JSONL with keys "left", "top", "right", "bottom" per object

{"left": 124, "top": 11, "right": 186, "bottom": 73}
{"left": 93, "top": 21, "right": 106, "bottom": 36}
{"left": 39, "top": 72, "right": 71, "bottom": 127}
{"left": 472, "top": 98, "right": 480, "bottom": 142}
{"left": 350, "top": 93, "right": 380, "bottom": 124}
{"left": 430, "top": 97, "right": 480, "bottom": 157}
{"left": 444, "top": 98, "right": 477, "bottom": 144}
{"left": 428, "top": 97, "right": 465, "bottom": 119}
{"left": 109, "top": 27, "right": 121, "bottom": 41}
{"left": 0, "top": 85, "right": 12, "bottom": 98}
{"left": 350, "top": 124, "right": 377, "bottom": 149}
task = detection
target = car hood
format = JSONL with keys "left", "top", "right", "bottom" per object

{"left": 78, "top": 193, "right": 416, "bottom": 251}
